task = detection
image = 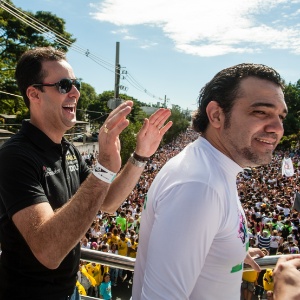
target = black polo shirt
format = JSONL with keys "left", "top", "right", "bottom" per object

{"left": 0, "top": 121, "right": 91, "bottom": 299}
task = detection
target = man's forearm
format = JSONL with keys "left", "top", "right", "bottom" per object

{"left": 100, "top": 159, "right": 144, "bottom": 213}
{"left": 13, "top": 173, "right": 110, "bottom": 269}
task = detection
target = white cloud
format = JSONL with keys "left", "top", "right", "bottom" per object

{"left": 140, "top": 41, "right": 158, "bottom": 49}
{"left": 123, "top": 35, "right": 137, "bottom": 40}
{"left": 111, "top": 28, "right": 137, "bottom": 40}
{"left": 90, "top": 0, "right": 300, "bottom": 56}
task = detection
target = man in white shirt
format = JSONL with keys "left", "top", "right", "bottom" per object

{"left": 132, "top": 63, "right": 287, "bottom": 300}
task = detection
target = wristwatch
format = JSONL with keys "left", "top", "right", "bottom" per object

{"left": 128, "top": 153, "right": 148, "bottom": 168}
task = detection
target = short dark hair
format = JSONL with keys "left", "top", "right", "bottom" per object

{"left": 101, "top": 244, "right": 108, "bottom": 251}
{"left": 15, "top": 46, "right": 66, "bottom": 108}
{"left": 192, "top": 63, "right": 284, "bottom": 133}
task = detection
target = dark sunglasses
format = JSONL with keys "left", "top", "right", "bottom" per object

{"left": 32, "top": 78, "right": 81, "bottom": 94}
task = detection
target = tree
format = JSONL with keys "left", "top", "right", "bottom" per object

{"left": 87, "top": 91, "right": 113, "bottom": 129}
{"left": 0, "top": 0, "right": 76, "bottom": 117}
{"left": 163, "top": 105, "right": 190, "bottom": 144}
{"left": 76, "top": 82, "right": 98, "bottom": 121}
{"left": 283, "top": 80, "right": 300, "bottom": 136}
{"left": 0, "top": 1, "right": 76, "bottom": 64}
{"left": 120, "top": 121, "right": 143, "bottom": 163}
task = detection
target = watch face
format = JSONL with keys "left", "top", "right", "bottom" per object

{"left": 130, "top": 156, "right": 146, "bottom": 168}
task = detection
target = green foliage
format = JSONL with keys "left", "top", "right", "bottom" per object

{"left": 76, "top": 82, "right": 98, "bottom": 121}
{"left": 163, "top": 105, "right": 190, "bottom": 144}
{"left": 278, "top": 133, "right": 300, "bottom": 150}
{"left": 120, "top": 121, "right": 143, "bottom": 163}
{"left": 283, "top": 81, "right": 300, "bottom": 136}
{"left": 0, "top": 1, "right": 76, "bottom": 63}
{"left": 0, "top": 0, "right": 76, "bottom": 117}
{"left": 87, "top": 91, "right": 112, "bottom": 126}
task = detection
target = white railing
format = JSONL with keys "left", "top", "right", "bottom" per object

{"left": 80, "top": 249, "right": 292, "bottom": 299}
{"left": 81, "top": 248, "right": 288, "bottom": 272}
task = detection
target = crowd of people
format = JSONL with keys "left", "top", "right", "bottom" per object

{"left": 239, "top": 149, "right": 300, "bottom": 299}
{"left": 78, "top": 128, "right": 200, "bottom": 297}
{"left": 1, "top": 47, "right": 299, "bottom": 300}
{"left": 79, "top": 125, "right": 300, "bottom": 299}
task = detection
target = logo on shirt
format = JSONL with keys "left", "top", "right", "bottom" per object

{"left": 237, "top": 210, "right": 247, "bottom": 244}
{"left": 66, "top": 151, "right": 79, "bottom": 172}
{"left": 230, "top": 210, "right": 248, "bottom": 274}
{"left": 43, "top": 166, "right": 61, "bottom": 177}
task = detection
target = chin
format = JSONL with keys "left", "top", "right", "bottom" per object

{"left": 65, "top": 119, "right": 77, "bottom": 128}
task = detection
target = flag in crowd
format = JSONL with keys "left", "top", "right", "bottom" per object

{"left": 281, "top": 157, "right": 294, "bottom": 177}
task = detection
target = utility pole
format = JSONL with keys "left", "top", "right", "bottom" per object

{"left": 114, "top": 41, "right": 120, "bottom": 100}
{"left": 164, "top": 95, "right": 170, "bottom": 108}
{"left": 108, "top": 42, "right": 123, "bottom": 109}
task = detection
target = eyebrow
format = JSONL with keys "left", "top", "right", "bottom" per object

{"left": 250, "top": 102, "right": 288, "bottom": 114}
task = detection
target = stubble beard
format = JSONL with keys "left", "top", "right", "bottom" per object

{"left": 223, "top": 114, "right": 274, "bottom": 167}
{"left": 239, "top": 146, "right": 273, "bottom": 167}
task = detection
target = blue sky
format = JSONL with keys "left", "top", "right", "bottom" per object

{"left": 11, "top": 0, "right": 300, "bottom": 111}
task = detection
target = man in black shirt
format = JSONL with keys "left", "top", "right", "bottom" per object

{"left": 0, "top": 46, "right": 172, "bottom": 300}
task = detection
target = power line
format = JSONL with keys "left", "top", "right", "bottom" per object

{"left": 1, "top": 1, "right": 115, "bottom": 70}
{"left": 0, "top": 90, "right": 22, "bottom": 98}
{"left": 0, "top": 1, "right": 165, "bottom": 103}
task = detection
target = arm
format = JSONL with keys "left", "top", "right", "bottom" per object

{"left": 127, "top": 240, "right": 132, "bottom": 256}
{"left": 12, "top": 101, "right": 133, "bottom": 269}
{"left": 273, "top": 255, "right": 300, "bottom": 300}
{"left": 101, "top": 108, "right": 172, "bottom": 213}
{"left": 253, "top": 222, "right": 258, "bottom": 234}
{"left": 259, "top": 222, "right": 263, "bottom": 235}
{"left": 244, "top": 247, "right": 265, "bottom": 272}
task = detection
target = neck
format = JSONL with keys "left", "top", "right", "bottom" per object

{"left": 29, "top": 119, "right": 64, "bottom": 144}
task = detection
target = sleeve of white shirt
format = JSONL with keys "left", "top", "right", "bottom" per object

{"left": 139, "top": 181, "right": 224, "bottom": 300}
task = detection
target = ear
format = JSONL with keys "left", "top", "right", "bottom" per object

{"left": 206, "top": 101, "right": 224, "bottom": 129}
{"left": 26, "top": 86, "right": 41, "bottom": 104}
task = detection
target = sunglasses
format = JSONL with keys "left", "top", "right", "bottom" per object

{"left": 32, "top": 78, "right": 81, "bottom": 94}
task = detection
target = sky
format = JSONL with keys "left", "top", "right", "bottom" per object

{"left": 9, "top": 0, "right": 300, "bottom": 111}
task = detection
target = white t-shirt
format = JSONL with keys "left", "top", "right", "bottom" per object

{"left": 132, "top": 137, "right": 249, "bottom": 300}
{"left": 270, "top": 235, "right": 281, "bottom": 248}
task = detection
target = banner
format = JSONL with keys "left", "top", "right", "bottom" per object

{"left": 281, "top": 157, "right": 294, "bottom": 177}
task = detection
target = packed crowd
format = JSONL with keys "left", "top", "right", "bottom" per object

{"left": 239, "top": 149, "right": 300, "bottom": 300}
{"left": 77, "top": 128, "right": 200, "bottom": 297}
{"left": 79, "top": 128, "right": 300, "bottom": 299}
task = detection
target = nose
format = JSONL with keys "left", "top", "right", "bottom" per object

{"left": 265, "top": 115, "right": 284, "bottom": 136}
{"left": 69, "top": 84, "right": 80, "bottom": 99}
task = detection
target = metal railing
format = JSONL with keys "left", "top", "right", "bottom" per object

{"left": 80, "top": 249, "right": 293, "bottom": 299}
{"left": 244, "top": 254, "right": 286, "bottom": 271}
{"left": 80, "top": 249, "right": 134, "bottom": 300}
{"left": 81, "top": 248, "right": 135, "bottom": 271}
{"left": 81, "top": 248, "right": 289, "bottom": 272}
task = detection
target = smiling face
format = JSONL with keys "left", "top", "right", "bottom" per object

{"left": 209, "top": 77, "right": 287, "bottom": 168}
{"left": 28, "top": 59, "right": 80, "bottom": 142}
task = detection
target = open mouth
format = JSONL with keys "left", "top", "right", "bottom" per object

{"left": 63, "top": 104, "right": 75, "bottom": 113}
